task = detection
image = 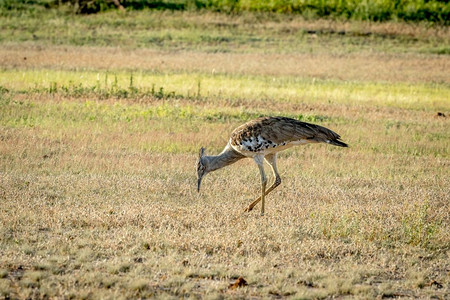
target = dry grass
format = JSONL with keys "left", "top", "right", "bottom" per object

{"left": 1, "top": 45, "right": 449, "bottom": 84}
{"left": 0, "top": 10, "right": 449, "bottom": 300}
{"left": 1, "top": 91, "right": 449, "bottom": 298}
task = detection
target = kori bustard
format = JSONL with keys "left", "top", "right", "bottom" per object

{"left": 197, "top": 116, "right": 348, "bottom": 215}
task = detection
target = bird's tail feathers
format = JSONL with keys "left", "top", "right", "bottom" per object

{"left": 327, "top": 139, "right": 348, "bottom": 147}
{"left": 314, "top": 124, "right": 348, "bottom": 147}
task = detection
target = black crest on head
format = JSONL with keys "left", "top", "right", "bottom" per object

{"left": 197, "top": 147, "right": 206, "bottom": 169}
{"left": 197, "top": 147, "right": 207, "bottom": 192}
{"left": 199, "top": 147, "right": 205, "bottom": 159}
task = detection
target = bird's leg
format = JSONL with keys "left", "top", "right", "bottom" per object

{"left": 258, "top": 164, "right": 268, "bottom": 216}
{"left": 245, "top": 176, "right": 280, "bottom": 213}
{"left": 253, "top": 155, "right": 267, "bottom": 216}
{"left": 245, "top": 154, "right": 281, "bottom": 213}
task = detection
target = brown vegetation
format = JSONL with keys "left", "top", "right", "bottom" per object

{"left": 0, "top": 10, "right": 449, "bottom": 299}
{"left": 1, "top": 45, "right": 449, "bottom": 84}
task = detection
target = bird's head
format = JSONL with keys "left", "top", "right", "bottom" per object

{"left": 196, "top": 147, "right": 208, "bottom": 192}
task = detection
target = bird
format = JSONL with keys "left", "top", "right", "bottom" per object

{"left": 196, "top": 116, "right": 348, "bottom": 216}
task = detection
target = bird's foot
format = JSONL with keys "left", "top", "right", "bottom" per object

{"left": 243, "top": 206, "right": 254, "bottom": 213}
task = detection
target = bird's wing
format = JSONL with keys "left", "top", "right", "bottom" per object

{"left": 230, "top": 118, "right": 264, "bottom": 145}
{"left": 260, "top": 117, "right": 341, "bottom": 144}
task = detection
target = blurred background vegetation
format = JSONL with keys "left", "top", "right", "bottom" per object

{"left": 1, "top": 0, "right": 449, "bottom": 24}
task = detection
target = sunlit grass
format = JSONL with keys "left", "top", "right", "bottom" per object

{"left": 1, "top": 69, "right": 448, "bottom": 111}
{"left": 0, "top": 7, "right": 449, "bottom": 299}
{"left": 1, "top": 97, "right": 449, "bottom": 299}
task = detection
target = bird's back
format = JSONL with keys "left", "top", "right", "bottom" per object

{"left": 230, "top": 116, "right": 347, "bottom": 154}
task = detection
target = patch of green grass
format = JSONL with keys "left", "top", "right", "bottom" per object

{"left": 0, "top": 9, "right": 447, "bottom": 54}
{"left": 0, "top": 95, "right": 338, "bottom": 132}
{"left": 423, "top": 46, "right": 450, "bottom": 55}
{"left": 1, "top": 69, "right": 448, "bottom": 111}
{"left": 3, "top": 0, "right": 449, "bottom": 24}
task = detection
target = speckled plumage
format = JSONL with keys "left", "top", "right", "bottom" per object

{"left": 197, "top": 116, "right": 348, "bottom": 215}
{"left": 229, "top": 116, "right": 347, "bottom": 155}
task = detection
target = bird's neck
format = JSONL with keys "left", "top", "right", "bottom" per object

{"left": 204, "top": 144, "right": 244, "bottom": 172}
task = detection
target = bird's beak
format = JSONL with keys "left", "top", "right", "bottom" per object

{"left": 197, "top": 177, "right": 202, "bottom": 192}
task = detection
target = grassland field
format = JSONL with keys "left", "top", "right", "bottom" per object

{"left": 0, "top": 7, "right": 449, "bottom": 299}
